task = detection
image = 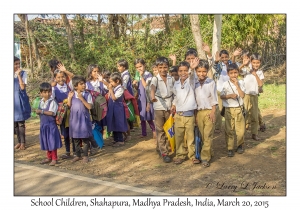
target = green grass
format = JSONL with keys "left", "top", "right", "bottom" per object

{"left": 258, "top": 84, "right": 286, "bottom": 110}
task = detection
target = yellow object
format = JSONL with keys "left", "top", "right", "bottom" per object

{"left": 163, "top": 115, "right": 175, "bottom": 152}
{"left": 64, "top": 109, "right": 70, "bottom": 128}
{"left": 133, "top": 115, "right": 141, "bottom": 128}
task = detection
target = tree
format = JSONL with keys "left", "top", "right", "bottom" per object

{"left": 76, "top": 14, "right": 84, "bottom": 45}
{"left": 61, "top": 14, "right": 75, "bottom": 61}
{"left": 189, "top": 15, "right": 206, "bottom": 59}
{"left": 164, "top": 14, "right": 170, "bottom": 34}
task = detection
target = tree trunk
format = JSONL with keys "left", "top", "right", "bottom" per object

{"left": 164, "top": 14, "right": 170, "bottom": 34}
{"left": 119, "top": 14, "right": 127, "bottom": 37}
{"left": 112, "top": 15, "right": 119, "bottom": 39}
{"left": 189, "top": 15, "right": 206, "bottom": 59}
{"left": 61, "top": 14, "right": 75, "bottom": 61}
{"left": 76, "top": 14, "right": 84, "bottom": 45}
{"left": 97, "top": 14, "right": 102, "bottom": 37}
{"left": 145, "top": 14, "right": 151, "bottom": 42}
{"left": 18, "top": 14, "right": 42, "bottom": 72}
{"left": 108, "top": 14, "right": 114, "bottom": 38}
{"left": 18, "top": 14, "right": 34, "bottom": 75}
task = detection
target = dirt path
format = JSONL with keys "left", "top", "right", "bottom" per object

{"left": 14, "top": 108, "right": 286, "bottom": 196}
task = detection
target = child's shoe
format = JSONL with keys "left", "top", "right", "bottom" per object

{"left": 49, "top": 160, "right": 57, "bottom": 166}
{"left": 72, "top": 156, "right": 82, "bottom": 162}
{"left": 82, "top": 156, "right": 89, "bottom": 163}
{"left": 228, "top": 150, "right": 234, "bottom": 157}
{"left": 252, "top": 134, "right": 261, "bottom": 141}
{"left": 236, "top": 145, "right": 244, "bottom": 154}
{"left": 40, "top": 159, "right": 52, "bottom": 164}
{"left": 60, "top": 152, "right": 71, "bottom": 159}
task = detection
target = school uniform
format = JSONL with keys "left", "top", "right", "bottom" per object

{"left": 194, "top": 77, "right": 218, "bottom": 162}
{"left": 137, "top": 71, "right": 155, "bottom": 136}
{"left": 52, "top": 83, "right": 75, "bottom": 154}
{"left": 173, "top": 73, "right": 197, "bottom": 160}
{"left": 106, "top": 85, "right": 128, "bottom": 142}
{"left": 69, "top": 91, "right": 93, "bottom": 157}
{"left": 150, "top": 74, "right": 174, "bottom": 156}
{"left": 121, "top": 70, "right": 134, "bottom": 96}
{"left": 220, "top": 80, "right": 246, "bottom": 150}
{"left": 241, "top": 69, "right": 264, "bottom": 135}
{"left": 39, "top": 98, "right": 62, "bottom": 160}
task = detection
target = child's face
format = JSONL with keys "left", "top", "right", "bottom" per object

{"left": 196, "top": 67, "right": 208, "bottom": 81}
{"left": 109, "top": 78, "right": 120, "bottom": 88}
{"left": 220, "top": 53, "right": 229, "bottom": 64}
{"left": 251, "top": 59, "right": 261, "bottom": 70}
{"left": 91, "top": 68, "right": 100, "bottom": 80}
{"left": 135, "top": 63, "right": 145, "bottom": 72}
{"left": 178, "top": 66, "right": 189, "bottom": 81}
{"left": 103, "top": 74, "right": 110, "bottom": 82}
{"left": 171, "top": 72, "right": 179, "bottom": 81}
{"left": 40, "top": 90, "right": 52, "bottom": 100}
{"left": 157, "top": 64, "right": 168, "bottom": 76}
{"left": 152, "top": 67, "right": 158, "bottom": 76}
{"left": 117, "top": 64, "right": 126, "bottom": 73}
{"left": 185, "top": 54, "right": 196, "bottom": 64}
{"left": 75, "top": 81, "right": 86, "bottom": 92}
{"left": 55, "top": 72, "right": 66, "bottom": 86}
{"left": 227, "top": 69, "right": 239, "bottom": 79}
{"left": 14, "top": 60, "right": 20, "bottom": 72}
{"left": 242, "top": 55, "right": 250, "bottom": 65}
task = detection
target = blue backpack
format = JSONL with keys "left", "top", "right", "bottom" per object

{"left": 194, "top": 126, "right": 202, "bottom": 160}
{"left": 92, "top": 123, "right": 104, "bottom": 148}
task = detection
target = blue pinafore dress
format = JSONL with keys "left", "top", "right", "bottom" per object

{"left": 14, "top": 71, "right": 31, "bottom": 122}
{"left": 69, "top": 92, "right": 93, "bottom": 138}
{"left": 39, "top": 99, "right": 62, "bottom": 151}
{"left": 137, "top": 72, "right": 154, "bottom": 121}
{"left": 122, "top": 71, "right": 134, "bottom": 96}
{"left": 106, "top": 86, "right": 128, "bottom": 132}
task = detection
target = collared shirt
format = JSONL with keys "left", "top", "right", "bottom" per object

{"left": 194, "top": 77, "right": 218, "bottom": 110}
{"left": 111, "top": 84, "right": 124, "bottom": 100}
{"left": 39, "top": 98, "right": 58, "bottom": 116}
{"left": 51, "top": 83, "right": 69, "bottom": 99}
{"left": 220, "top": 80, "right": 245, "bottom": 107}
{"left": 241, "top": 69, "right": 264, "bottom": 95}
{"left": 14, "top": 70, "right": 27, "bottom": 84}
{"left": 121, "top": 70, "right": 130, "bottom": 90}
{"left": 86, "top": 80, "right": 101, "bottom": 93}
{"left": 74, "top": 91, "right": 93, "bottom": 105}
{"left": 216, "top": 62, "right": 230, "bottom": 92}
{"left": 173, "top": 70, "right": 197, "bottom": 112}
{"left": 150, "top": 74, "right": 174, "bottom": 111}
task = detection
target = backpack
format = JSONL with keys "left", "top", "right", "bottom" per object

{"left": 56, "top": 102, "right": 68, "bottom": 125}
{"left": 89, "top": 90, "right": 108, "bottom": 121}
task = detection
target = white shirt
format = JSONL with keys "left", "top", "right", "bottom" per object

{"left": 87, "top": 80, "right": 101, "bottom": 93}
{"left": 220, "top": 80, "right": 245, "bottom": 107}
{"left": 111, "top": 85, "right": 124, "bottom": 100}
{"left": 14, "top": 70, "right": 27, "bottom": 84}
{"left": 51, "top": 83, "right": 69, "bottom": 99}
{"left": 39, "top": 98, "right": 58, "bottom": 116}
{"left": 150, "top": 74, "right": 174, "bottom": 111}
{"left": 194, "top": 77, "right": 218, "bottom": 110}
{"left": 74, "top": 91, "right": 93, "bottom": 104}
{"left": 241, "top": 69, "right": 264, "bottom": 95}
{"left": 216, "top": 62, "right": 230, "bottom": 92}
{"left": 121, "top": 70, "right": 130, "bottom": 90}
{"left": 173, "top": 73, "right": 197, "bottom": 112}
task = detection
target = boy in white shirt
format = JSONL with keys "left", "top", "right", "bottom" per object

{"left": 194, "top": 59, "right": 218, "bottom": 167}
{"left": 172, "top": 60, "right": 198, "bottom": 164}
{"left": 220, "top": 63, "right": 246, "bottom": 157}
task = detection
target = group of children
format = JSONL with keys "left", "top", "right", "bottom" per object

{"left": 14, "top": 43, "right": 265, "bottom": 168}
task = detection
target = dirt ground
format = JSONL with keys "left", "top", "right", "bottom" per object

{"left": 14, "top": 107, "right": 286, "bottom": 196}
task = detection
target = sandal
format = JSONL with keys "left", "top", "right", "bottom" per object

{"left": 192, "top": 159, "right": 200, "bottom": 164}
{"left": 82, "top": 156, "right": 89, "bottom": 163}
{"left": 112, "top": 142, "right": 125, "bottom": 147}
{"left": 72, "top": 156, "right": 82, "bottom": 162}
{"left": 49, "top": 160, "right": 57, "bottom": 166}
{"left": 40, "top": 159, "right": 52, "bottom": 164}
{"left": 14, "top": 143, "right": 21, "bottom": 149}
{"left": 259, "top": 123, "right": 266, "bottom": 132}
{"left": 60, "top": 153, "right": 71, "bottom": 159}
{"left": 19, "top": 143, "right": 26, "bottom": 150}
{"left": 202, "top": 160, "right": 210, "bottom": 167}
{"left": 173, "top": 158, "right": 184, "bottom": 164}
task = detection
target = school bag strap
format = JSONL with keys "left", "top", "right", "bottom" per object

{"left": 227, "top": 81, "right": 246, "bottom": 118}
{"left": 153, "top": 76, "right": 174, "bottom": 99}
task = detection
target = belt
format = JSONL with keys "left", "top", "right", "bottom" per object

{"left": 176, "top": 111, "right": 194, "bottom": 116}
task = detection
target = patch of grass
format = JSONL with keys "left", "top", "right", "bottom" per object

{"left": 259, "top": 84, "right": 286, "bottom": 110}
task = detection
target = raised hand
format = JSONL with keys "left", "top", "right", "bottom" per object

{"left": 57, "top": 63, "right": 66, "bottom": 71}
{"left": 169, "top": 54, "right": 177, "bottom": 62}
{"left": 97, "top": 74, "right": 103, "bottom": 82}
{"left": 233, "top": 48, "right": 242, "bottom": 57}
{"left": 15, "top": 68, "right": 22, "bottom": 75}
{"left": 190, "top": 57, "right": 200, "bottom": 70}
{"left": 202, "top": 43, "right": 211, "bottom": 53}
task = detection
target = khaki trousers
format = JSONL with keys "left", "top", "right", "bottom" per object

{"left": 244, "top": 94, "right": 259, "bottom": 135}
{"left": 154, "top": 110, "right": 170, "bottom": 155}
{"left": 196, "top": 110, "right": 215, "bottom": 162}
{"left": 224, "top": 107, "right": 245, "bottom": 150}
{"left": 215, "top": 91, "right": 223, "bottom": 130}
{"left": 174, "top": 114, "right": 195, "bottom": 159}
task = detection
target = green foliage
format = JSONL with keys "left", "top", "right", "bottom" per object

{"left": 258, "top": 84, "right": 286, "bottom": 110}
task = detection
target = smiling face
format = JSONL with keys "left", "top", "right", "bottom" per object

{"left": 14, "top": 60, "right": 20, "bottom": 72}
{"left": 54, "top": 72, "right": 66, "bottom": 86}
{"left": 157, "top": 64, "right": 168, "bottom": 77}
{"left": 251, "top": 59, "right": 261, "bottom": 71}
{"left": 91, "top": 67, "right": 100, "bottom": 80}
{"left": 152, "top": 66, "right": 158, "bottom": 76}
{"left": 178, "top": 66, "right": 189, "bottom": 81}
{"left": 220, "top": 53, "right": 229, "bottom": 65}
{"left": 196, "top": 67, "right": 208, "bottom": 81}
{"left": 40, "top": 90, "right": 52, "bottom": 101}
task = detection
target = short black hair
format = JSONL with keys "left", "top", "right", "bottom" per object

{"left": 48, "top": 59, "right": 60, "bottom": 70}
{"left": 39, "top": 82, "right": 52, "bottom": 92}
{"left": 241, "top": 49, "right": 251, "bottom": 58}
{"left": 14, "top": 56, "right": 20, "bottom": 62}
{"left": 110, "top": 72, "right": 123, "bottom": 85}
{"left": 72, "top": 75, "right": 86, "bottom": 87}
{"left": 169, "top": 66, "right": 178, "bottom": 73}
{"left": 185, "top": 48, "right": 198, "bottom": 59}
{"left": 250, "top": 53, "right": 262, "bottom": 62}
{"left": 227, "top": 63, "right": 239, "bottom": 72}
{"left": 155, "top": 57, "right": 169, "bottom": 67}
{"left": 178, "top": 61, "right": 190, "bottom": 69}
{"left": 196, "top": 59, "right": 209, "bottom": 70}
{"left": 134, "top": 58, "right": 146, "bottom": 66}
{"left": 117, "top": 59, "right": 129, "bottom": 69}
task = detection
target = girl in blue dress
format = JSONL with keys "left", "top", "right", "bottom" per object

{"left": 68, "top": 76, "right": 94, "bottom": 163}
{"left": 36, "top": 83, "right": 62, "bottom": 166}
{"left": 105, "top": 72, "right": 128, "bottom": 147}
{"left": 14, "top": 56, "right": 31, "bottom": 150}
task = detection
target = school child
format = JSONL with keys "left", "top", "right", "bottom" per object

{"left": 14, "top": 56, "right": 31, "bottom": 150}
{"left": 51, "top": 69, "right": 75, "bottom": 159}
{"left": 134, "top": 58, "right": 156, "bottom": 138}
{"left": 194, "top": 59, "right": 218, "bottom": 167}
{"left": 150, "top": 57, "right": 174, "bottom": 163}
{"left": 117, "top": 59, "right": 134, "bottom": 138}
{"left": 37, "top": 83, "right": 62, "bottom": 166}
{"left": 48, "top": 59, "right": 74, "bottom": 87}
{"left": 220, "top": 63, "right": 246, "bottom": 157}
{"left": 170, "top": 66, "right": 179, "bottom": 81}
{"left": 105, "top": 72, "right": 128, "bottom": 147}
{"left": 68, "top": 76, "right": 94, "bottom": 163}
{"left": 172, "top": 61, "right": 198, "bottom": 165}
{"left": 240, "top": 53, "right": 264, "bottom": 140}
